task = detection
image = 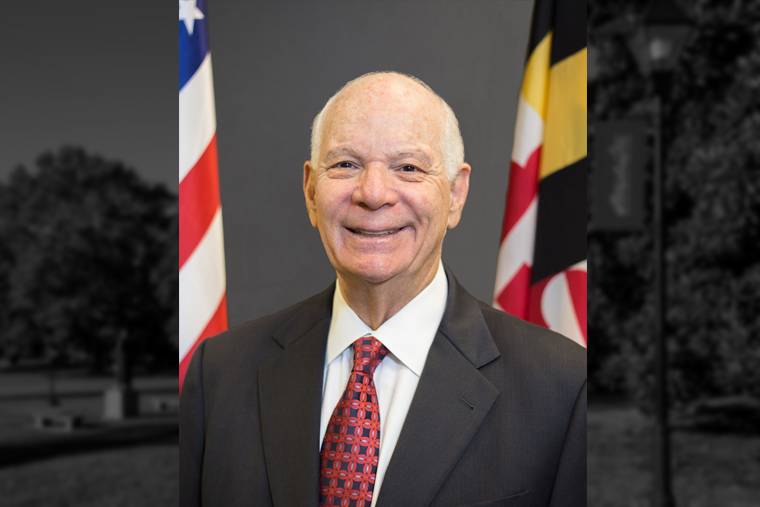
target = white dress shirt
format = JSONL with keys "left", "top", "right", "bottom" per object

{"left": 320, "top": 261, "right": 448, "bottom": 507}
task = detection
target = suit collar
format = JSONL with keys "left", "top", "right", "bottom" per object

{"left": 259, "top": 284, "right": 334, "bottom": 507}
{"left": 439, "top": 264, "right": 501, "bottom": 368}
{"left": 268, "top": 266, "right": 500, "bottom": 368}
{"left": 271, "top": 282, "right": 334, "bottom": 349}
{"left": 326, "top": 261, "right": 449, "bottom": 376}
{"left": 376, "top": 265, "right": 502, "bottom": 507}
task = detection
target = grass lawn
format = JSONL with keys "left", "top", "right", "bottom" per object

{"left": 0, "top": 370, "right": 178, "bottom": 504}
{"left": 0, "top": 443, "right": 178, "bottom": 507}
{"left": 589, "top": 402, "right": 760, "bottom": 507}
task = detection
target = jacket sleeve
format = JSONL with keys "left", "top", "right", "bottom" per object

{"left": 180, "top": 339, "right": 209, "bottom": 507}
{"left": 548, "top": 380, "right": 587, "bottom": 507}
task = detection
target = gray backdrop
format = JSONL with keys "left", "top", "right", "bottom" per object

{"left": 207, "top": 0, "right": 534, "bottom": 327}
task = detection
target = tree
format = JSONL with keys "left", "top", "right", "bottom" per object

{"left": 0, "top": 147, "right": 177, "bottom": 371}
{"left": 155, "top": 208, "right": 179, "bottom": 348}
{"left": 588, "top": 0, "right": 760, "bottom": 405}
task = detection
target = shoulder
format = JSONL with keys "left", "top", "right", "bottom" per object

{"left": 441, "top": 265, "right": 585, "bottom": 390}
{"left": 194, "top": 284, "right": 335, "bottom": 380}
{"left": 478, "top": 300, "right": 586, "bottom": 390}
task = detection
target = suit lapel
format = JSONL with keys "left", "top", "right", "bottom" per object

{"left": 376, "top": 267, "right": 501, "bottom": 507}
{"left": 258, "top": 285, "right": 333, "bottom": 507}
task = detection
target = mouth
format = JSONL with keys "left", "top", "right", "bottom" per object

{"left": 346, "top": 227, "right": 404, "bottom": 238}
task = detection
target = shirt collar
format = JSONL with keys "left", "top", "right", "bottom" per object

{"left": 326, "top": 261, "right": 448, "bottom": 376}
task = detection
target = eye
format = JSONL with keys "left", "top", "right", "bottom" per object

{"left": 400, "top": 165, "right": 419, "bottom": 172}
{"left": 335, "top": 161, "right": 356, "bottom": 169}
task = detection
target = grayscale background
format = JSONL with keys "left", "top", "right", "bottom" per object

{"left": 0, "top": 1, "right": 178, "bottom": 504}
{"left": 206, "top": 0, "right": 534, "bottom": 326}
{"left": 589, "top": 0, "right": 760, "bottom": 504}
{"left": 0, "top": 1, "right": 176, "bottom": 192}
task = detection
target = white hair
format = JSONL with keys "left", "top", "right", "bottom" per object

{"left": 310, "top": 71, "right": 465, "bottom": 181}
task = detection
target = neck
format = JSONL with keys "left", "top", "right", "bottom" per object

{"left": 338, "top": 258, "right": 441, "bottom": 330}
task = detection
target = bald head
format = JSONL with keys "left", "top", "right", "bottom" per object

{"left": 310, "top": 72, "right": 465, "bottom": 181}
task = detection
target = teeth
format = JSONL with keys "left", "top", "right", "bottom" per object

{"left": 354, "top": 228, "right": 401, "bottom": 237}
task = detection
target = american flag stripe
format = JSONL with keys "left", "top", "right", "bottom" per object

{"left": 179, "top": 0, "right": 228, "bottom": 389}
{"left": 179, "top": 134, "right": 220, "bottom": 268}
{"left": 494, "top": 0, "right": 587, "bottom": 348}
{"left": 179, "top": 54, "right": 217, "bottom": 184}
{"left": 179, "top": 294, "right": 228, "bottom": 385}
{"left": 179, "top": 208, "right": 227, "bottom": 358}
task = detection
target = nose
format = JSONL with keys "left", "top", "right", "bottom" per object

{"left": 353, "top": 163, "right": 398, "bottom": 210}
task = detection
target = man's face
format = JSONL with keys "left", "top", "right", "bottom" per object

{"left": 303, "top": 77, "right": 470, "bottom": 287}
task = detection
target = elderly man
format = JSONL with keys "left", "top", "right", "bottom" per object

{"left": 180, "top": 72, "right": 586, "bottom": 507}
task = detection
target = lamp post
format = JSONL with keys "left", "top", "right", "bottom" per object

{"left": 624, "top": 1, "right": 693, "bottom": 506}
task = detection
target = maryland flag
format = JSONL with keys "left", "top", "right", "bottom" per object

{"left": 493, "top": 0, "right": 586, "bottom": 347}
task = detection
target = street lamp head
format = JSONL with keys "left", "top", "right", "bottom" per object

{"left": 627, "top": 0, "right": 693, "bottom": 75}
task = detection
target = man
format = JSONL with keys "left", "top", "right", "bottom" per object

{"left": 180, "top": 72, "right": 586, "bottom": 507}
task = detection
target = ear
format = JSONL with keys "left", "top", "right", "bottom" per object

{"left": 303, "top": 160, "right": 318, "bottom": 228}
{"left": 447, "top": 163, "right": 471, "bottom": 229}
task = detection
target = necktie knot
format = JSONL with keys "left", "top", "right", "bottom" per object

{"left": 352, "top": 336, "right": 389, "bottom": 375}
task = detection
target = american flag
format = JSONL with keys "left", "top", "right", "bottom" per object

{"left": 493, "top": 0, "right": 587, "bottom": 347}
{"left": 179, "top": 0, "right": 229, "bottom": 389}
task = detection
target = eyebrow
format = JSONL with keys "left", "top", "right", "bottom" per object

{"left": 323, "top": 147, "right": 433, "bottom": 166}
{"left": 323, "top": 147, "right": 361, "bottom": 161}
{"left": 394, "top": 151, "right": 432, "bottom": 166}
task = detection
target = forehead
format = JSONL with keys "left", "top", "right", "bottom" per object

{"left": 320, "top": 77, "right": 444, "bottom": 154}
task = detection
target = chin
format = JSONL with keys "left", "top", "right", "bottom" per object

{"left": 341, "top": 257, "right": 410, "bottom": 285}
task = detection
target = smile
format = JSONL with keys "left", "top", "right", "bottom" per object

{"left": 347, "top": 228, "right": 403, "bottom": 237}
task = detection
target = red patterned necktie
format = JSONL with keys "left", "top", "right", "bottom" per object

{"left": 319, "top": 336, "right": 390, "bottom": 507}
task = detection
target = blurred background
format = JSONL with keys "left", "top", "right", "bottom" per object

{"left": 0, "top": 1, "right": 178, "bottom": 505}
{"left": 588, "top": 0, "right": 760, "bottom": 505}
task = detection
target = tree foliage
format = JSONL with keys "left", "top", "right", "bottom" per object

{"left": 0, "top": 147, "right": 178, "bottom": 370}
{"left": 589, "top": 0, "right": 760, "bottom": 406}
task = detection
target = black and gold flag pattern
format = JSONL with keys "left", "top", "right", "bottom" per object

{"left": 493, "top": 0, "right": 587, "bottom": 347}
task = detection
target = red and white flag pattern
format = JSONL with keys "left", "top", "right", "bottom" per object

{"left": 179, "top": 0, "right": 228, "bottom": 389}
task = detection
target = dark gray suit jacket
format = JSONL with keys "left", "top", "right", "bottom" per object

{"left": 180, "top": 267, "right": 586, "bottom": 507}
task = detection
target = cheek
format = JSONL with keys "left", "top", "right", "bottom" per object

{"left": 414, "top": 189, "right": 450, "bottom": 225}
{"left": 315, "top": 183, "right": 347, "bottom": 224}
